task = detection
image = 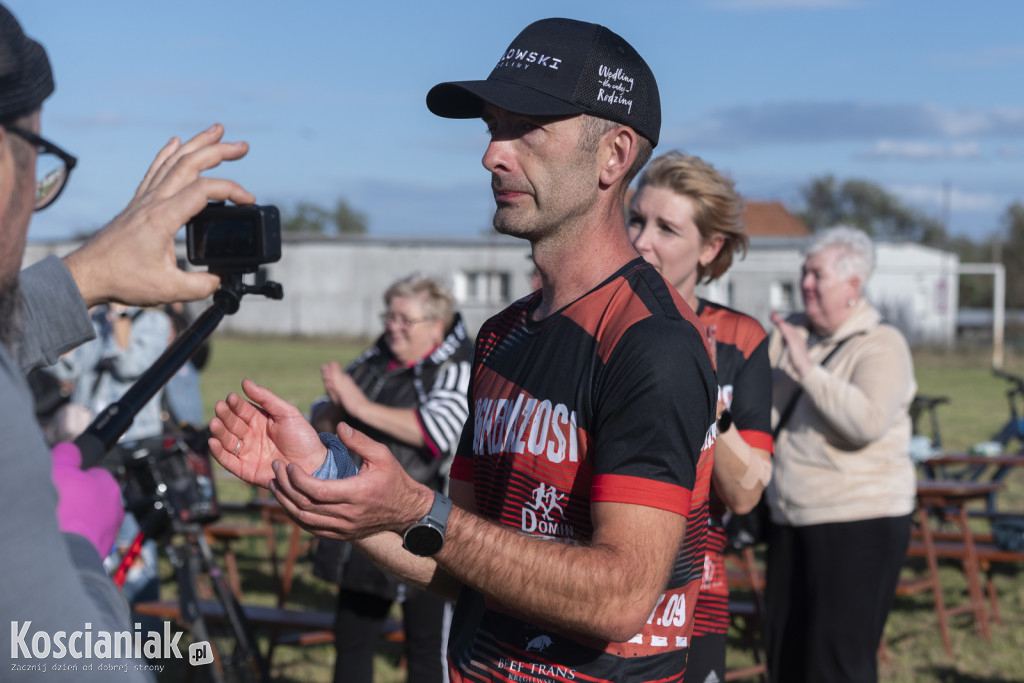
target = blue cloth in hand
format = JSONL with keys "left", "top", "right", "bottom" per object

{"left": 312, "top": 432, "right": 359, "bottom": 480}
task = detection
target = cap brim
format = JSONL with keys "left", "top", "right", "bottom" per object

{"left": 427, "top": 79, "right": 584, "bottom": 120}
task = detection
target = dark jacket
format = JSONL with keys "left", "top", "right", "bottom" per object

{"left": 312, "top": 313, "right": 473, "bottom": 598}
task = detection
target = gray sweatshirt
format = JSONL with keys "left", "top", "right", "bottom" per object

{"left": 1, "top": 257, "right": 156, "bottom": 681}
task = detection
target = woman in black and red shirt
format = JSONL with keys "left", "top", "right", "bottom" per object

{"left": 628, "top": 151, "right": 774, "bottom": 683}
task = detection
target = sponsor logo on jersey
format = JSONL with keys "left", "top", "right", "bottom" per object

{"left": 473, "top": 394, "right": 579, "bottom": 463}
{"left": 521, "top": 482, "right": 574, "bottom": 537}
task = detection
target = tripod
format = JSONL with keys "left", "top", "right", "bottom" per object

{"left": 115, "top": 435, "right": 267, "bottom": 682}
{"left": 76, "top": 271, "right": 282, "bottom": 682}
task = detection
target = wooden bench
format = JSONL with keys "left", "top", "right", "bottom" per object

{"left": 724, "top": 547, "right": 768, "bottom": 682}
{"left": 135, "top": 600, "right": 406, "bottom": 675}
{"left": 203, "top": 522, "right": 276, "bottom": 600}
{"left": 133, "top": 599, "right": 334, "bottom": 632}
{"left": 883, "top": 485, "right": 1000, "bottom": 660}
{"left": 906, "top": 538, "right": 1024, "bottom": 626}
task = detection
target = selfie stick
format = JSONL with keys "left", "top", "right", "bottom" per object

{"left": 75, "top": 272, "right": 283, "bottom": 470}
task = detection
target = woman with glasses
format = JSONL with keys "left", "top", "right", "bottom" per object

{"left": 765, "top": 227, "right": 915, "bottom": 683}
{"left": 309, "top": 273, "right": 473, "bottom": 683}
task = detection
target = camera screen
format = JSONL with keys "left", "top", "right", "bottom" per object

{"left": 186, "top": 203, "right": 280, "bottom": 271}
{"left": 196, "top": 219, "right": 257, "bottom": 260}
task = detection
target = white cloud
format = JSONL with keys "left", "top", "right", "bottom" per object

{"left": 890, "top": 184, "right": 1002, "bottom": 213}
{"left": 671, "top": 102, "right": 1024, "bottom": 148}
{"left": 996, "top": 144, "right": 1022, "bottom": 160}
{"left": 935, "top": 44, "right": 1024, "bottom": 69}
{"left": 708, "top": 0, "right": 861, "bottom": 9}
{"left": 859, "top": 139, "right": 981, "bottom": 161}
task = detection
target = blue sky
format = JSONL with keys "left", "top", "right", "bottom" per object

{"left": 9, "top": 0, "right": 1023, "bottom": 243}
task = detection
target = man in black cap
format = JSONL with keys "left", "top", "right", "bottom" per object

{"left": 210, "top": 18, "right": 716, "bottom": 682}
{"left": 0, "top": 4, "right": 257, "bottom": 678}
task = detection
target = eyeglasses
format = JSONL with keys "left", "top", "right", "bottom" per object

{"left": 3, "top": 125, "right": 78, "bottom": 211}
{"left": 380, "top": 312, "right": 432, "bottom": 328}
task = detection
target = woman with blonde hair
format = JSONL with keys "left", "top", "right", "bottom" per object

{"left": 628, "top": 151, "right": 773, "bottom": 682}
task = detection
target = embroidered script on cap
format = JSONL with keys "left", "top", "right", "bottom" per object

{"left": 597, "top": 65, "right": 635, "bottom": 114}
{"left": 495, "top": 49, "right": 636, "bottom": 115}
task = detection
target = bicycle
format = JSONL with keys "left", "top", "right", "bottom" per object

{"left": 913, "top": 368, "right": 1024, "bottom": 516}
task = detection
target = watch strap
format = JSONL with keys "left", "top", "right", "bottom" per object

{"left": 402, "top": 491, "right": 453, "bottom": 557}
{"left": 717, "top": 409, "right": 733, "bottom": 434}
{"left": 423, "top": 490, "right": 453, "bottom": 531}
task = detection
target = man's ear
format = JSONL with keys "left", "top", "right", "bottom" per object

{"left": 598, "top": 126, "right": 638, "bottom": 188}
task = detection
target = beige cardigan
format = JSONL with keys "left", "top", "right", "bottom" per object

{"left": 767, "top": 300, "right": 916, "bottom": 527}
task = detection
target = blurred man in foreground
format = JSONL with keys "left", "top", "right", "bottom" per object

{"left": 1, "top": 4, "right": 256, "bottom": 678}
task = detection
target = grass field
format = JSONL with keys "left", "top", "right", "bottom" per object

{"left": 160, "top": 338, "right": 1024, "bottom": 682}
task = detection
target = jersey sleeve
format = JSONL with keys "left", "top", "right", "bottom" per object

{"left": 730, "top": 334, "right": 774, "bottom": 454}
{"left": 590, "top": 316, "right": 716, "bottom": 516}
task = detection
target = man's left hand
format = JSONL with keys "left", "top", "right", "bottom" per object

{"left": 269, "top": 422, "right": 433, "bottom": 541}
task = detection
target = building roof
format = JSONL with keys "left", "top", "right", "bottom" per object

{"left": 742, "top": 201, "right": 811, "bottom": 238}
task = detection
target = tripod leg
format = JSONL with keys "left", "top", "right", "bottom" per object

{"left": 194, "top": 531, "right": 269, "bottom": 682}
{"left": 172, "top": 541, "right": 228, "bottom": 683}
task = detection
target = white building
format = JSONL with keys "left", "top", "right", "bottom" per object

{"left": 23, "top": 235, "right": 534, "bottom": 339}
{"left": 699, "top": 238, "right": 961, "bottom": 345}
{"left": 24, "top": 232, "right": 961, "bottom": 346}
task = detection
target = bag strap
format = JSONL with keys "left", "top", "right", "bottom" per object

{"left": 773, "top": 334, "right": 858, "bottom": 439}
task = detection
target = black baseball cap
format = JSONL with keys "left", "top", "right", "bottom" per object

{"left": 0, "top": 4, "right": 54, "bottom": 122}
{"left": 427, "top": 18, "right": 660, "bottom": 147}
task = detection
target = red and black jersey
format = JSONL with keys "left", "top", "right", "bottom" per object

{"left": 447, "top": 259, "right": 716, "bottom": 683}
{"left": 691, "top": 299, "right": 773, "bottom": 639}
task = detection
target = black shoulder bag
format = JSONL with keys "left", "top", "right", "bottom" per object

{"left": 724, "top": 335, "right": 854, "bottom": 552}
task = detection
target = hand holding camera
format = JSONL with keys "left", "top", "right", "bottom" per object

{"left": 62, "top": 123, "right": 255, "bottom": 310}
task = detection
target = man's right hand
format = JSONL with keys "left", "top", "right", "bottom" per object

{"left": 63, "top": 123, "right": 255, "bottom": 309}
{"left": 209, "top": 379, "right": 330, "bottom": 489}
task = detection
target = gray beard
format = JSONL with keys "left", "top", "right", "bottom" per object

{"left": 0, "top": 277, "right": 24, "bottom": 355}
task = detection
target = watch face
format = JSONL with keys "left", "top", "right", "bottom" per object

{"left": 405, "top": 524, "right": 444, "bottom": 557}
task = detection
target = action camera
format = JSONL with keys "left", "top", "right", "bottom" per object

{"left": 186, "top": 203, "right": 281, "bottom": 273}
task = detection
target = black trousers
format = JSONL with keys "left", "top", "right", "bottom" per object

{"left": 684, "top": 632, "right": 726, "bottom": 683}
{"left": 332, "top": 587, "right": 447, "bottom": 683}
{"left": 765, "top": 515, "right": 911, "bottom": 683}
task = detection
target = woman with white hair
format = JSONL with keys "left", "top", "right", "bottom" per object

{"left": 765, "top": 226, "right": 916, "bottom": 683}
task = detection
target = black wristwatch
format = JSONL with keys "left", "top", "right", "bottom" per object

{"left": 402, "top": 491, "right": 453, "bottom": 557}
{"left": 717, "top": 409, "right": 733, "bottom": 434}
